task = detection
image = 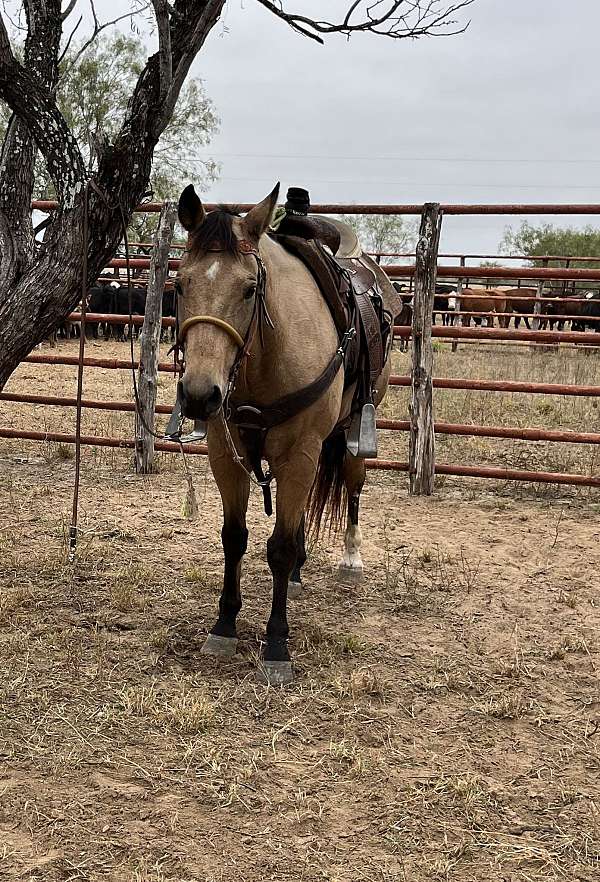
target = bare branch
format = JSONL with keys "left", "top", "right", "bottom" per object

{"left": 59, "top": 1, "right": 152, "bottom": 81}
{"left": 0, "top": 10, "right": 11, "bottom": 56}
{"left": 151, "top": 0, "right": 173, "bottom": 102}
{"left": 255, "top": 0, "right": 474, "bottom": 41}
{"left": 152, "top": 0, "right": 225, "bottom": 137}
{"left": 0, "top": 52, "right": 86, "bottom": 202}
{"left": 61, "top": 0, "right": 77, "bottom": 21}
{"left": 58, "top": 13, "right": 82, "bottom": 66}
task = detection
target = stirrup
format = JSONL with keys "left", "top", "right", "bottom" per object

{"left": 346, "top": 402, "right": 377, "bottom": 458}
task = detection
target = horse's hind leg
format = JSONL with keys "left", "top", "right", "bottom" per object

{"left": 337, "top": 454, "right": 366, "bottom": 584}
{"left": 288, "top": 514, "right": 307, "bottom": 600}
{"left": 201, "top": 451, "right": 250, "bottom": 658}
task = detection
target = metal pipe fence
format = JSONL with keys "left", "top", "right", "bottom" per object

{"left": 8, "top": 200, "right": 600, "bottom": 490}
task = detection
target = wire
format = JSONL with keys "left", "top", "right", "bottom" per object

{"left": 179, "top": 152, "right": 600, "bottom": 165}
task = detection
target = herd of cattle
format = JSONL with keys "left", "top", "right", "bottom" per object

{"left": 393, "top": 282, "right": 600, "bottom": 335}
{"left": 49, "top": 279, "right": 176, "bottom": 343}
{"left": 47, "top": 275, "right": 600, "bottom": 347}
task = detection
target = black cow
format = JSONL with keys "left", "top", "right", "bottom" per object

{"left": 394, "top": 301, "right": 412, "bottom": 352}
{"left": 434, "top": 284, "right": 457, "bottom": 326}
{"left": 161, "top": 289, "right": 177, "bottom": 343}
{"left": 87, "top": 284, "right": 113, "bottom": 339}
{"left": 111, "top": 286, "right": 147, "bottom": 341}
{"left": 579, "top": 291, "right": 600, "bottom": 333}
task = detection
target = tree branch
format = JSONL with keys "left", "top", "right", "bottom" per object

{"left": 61, "top": 0, "right": 78, "bottom": 20}
{"left": 152, "top": 0, "right": 173, "bottom": 102}
{"left": 0, "top": 52, "right": 86, "bottom": 203}
{"left": 59, "top": 1, "right": 152, "bottom": 82}
{"left": 255, "top": 0, "right": 474, "bottom": 41}
{"left": 151, "top": 0, "right": 226, "bottom": 137}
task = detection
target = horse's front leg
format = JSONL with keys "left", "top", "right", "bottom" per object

{"left": 261, "top": 457, "right": 317, "bottom": 686}
{"left": 288, "top": 514, "right": 307, "bottom": 599}
{"left": 201, "top": 446, "right": 250, "bottom": 658}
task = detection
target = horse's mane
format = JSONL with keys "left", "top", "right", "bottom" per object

{"left": 188, "top": 206, "right": 242, "bottom": 257}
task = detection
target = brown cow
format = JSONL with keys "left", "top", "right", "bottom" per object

{"left": 458, "top": 286, "right": 507, "bottom": 327}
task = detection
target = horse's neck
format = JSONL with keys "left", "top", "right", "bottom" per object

{"left": 241, "top": 239, "right": 338, "bottom": 401}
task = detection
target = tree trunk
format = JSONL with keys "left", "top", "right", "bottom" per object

{"left": 0, "top": 1, "right": 227, "bottom": 393}
{"left": 135, "top": 201, "right": 177, "bottom": 473}
{"left": 409, "top": 203, "right": 441, "bottom": 495}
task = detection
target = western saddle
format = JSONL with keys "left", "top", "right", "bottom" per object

{"left": 269, "top": 188, "right": 394, "bottom": 456}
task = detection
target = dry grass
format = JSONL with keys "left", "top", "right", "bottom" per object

{"left": 0, "top": 341, "right": 599, "bottom": 881}
{"left": 381, "top": 342, "right": 600, "bottom": 501}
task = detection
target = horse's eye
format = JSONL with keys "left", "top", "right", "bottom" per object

{"left": 244, "top": 284, "right": 257, "bottom": 301}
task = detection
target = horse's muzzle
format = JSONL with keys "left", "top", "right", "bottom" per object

{"left": 178, "top": 378, "right": 223, "bottom": 421}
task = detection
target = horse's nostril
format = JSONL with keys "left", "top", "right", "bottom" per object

{"left": 179, "top": 380, "right": 222, "bottom": 420}
{"left": 205, "top": 385, "right": 222, "bottom": 415}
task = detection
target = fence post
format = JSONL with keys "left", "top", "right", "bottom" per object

{"left": 135, "top": 201, "right": 177, "bottom": 474}
{"left": 409, "top": 203, "right": 441, "bottom": 495}
{"left": 532, "top": 257, "right": 549, "bottom": 331}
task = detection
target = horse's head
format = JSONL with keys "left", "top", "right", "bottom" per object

{"left": 175, "top": 183, "right": 280, "bottom": 421}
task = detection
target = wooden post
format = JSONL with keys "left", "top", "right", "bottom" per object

{"left": 409, "top": 203, "right": 441, "bottom": 495}
{"left": 134, "top": 201, "right": 177, "bottom": 474}
{"left": 532, "top": 257, "right": 549, "bottom": 331}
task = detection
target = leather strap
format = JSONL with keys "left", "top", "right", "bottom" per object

{"left": 354, "top": 290, "right": 384, "bottom": 385}
{"left": 230, "top": 329, "right": 355, "bottom": 432}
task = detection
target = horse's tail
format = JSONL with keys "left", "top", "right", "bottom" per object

{"left": 307, "top": 430, "right": 347, "bottom": 538}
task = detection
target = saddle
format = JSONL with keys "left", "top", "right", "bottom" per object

{"left": 226, "top": 201, "right": 392, "bottom": 513}
{"left": 272, "top": 214, "right": 391, "bottom": 455}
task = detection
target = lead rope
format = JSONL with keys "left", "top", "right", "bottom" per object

{"left": 68, "top": 183, "right": 90, "bottom": 563}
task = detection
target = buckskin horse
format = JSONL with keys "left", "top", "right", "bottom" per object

{"left": 174, "top": 184, "right": 397, "bottom": 685}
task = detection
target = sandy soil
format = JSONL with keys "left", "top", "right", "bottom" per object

{"left": 0, "top": 341, "right": 599, "bottom": 881}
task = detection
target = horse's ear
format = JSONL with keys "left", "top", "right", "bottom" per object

{"left": 243, "top": 183, "right": 280, "bottom": 240}
{"left": 178, "top": 184, "right": 205, "bottom": 232}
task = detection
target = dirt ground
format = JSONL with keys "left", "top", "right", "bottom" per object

{"left": 0, "top": 341, "right": 599, "bottom": 881}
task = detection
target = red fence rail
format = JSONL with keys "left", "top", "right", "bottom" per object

{"left": 8, "top": 200, "right": 600, "bottom": 491}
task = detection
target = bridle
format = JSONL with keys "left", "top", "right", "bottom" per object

{"left": 175, "top": 236, "right": 273, "bottom": 414}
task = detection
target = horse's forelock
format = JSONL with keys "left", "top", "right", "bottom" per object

{"left": 189, "top": 207, "right": 242, "bottom": 257}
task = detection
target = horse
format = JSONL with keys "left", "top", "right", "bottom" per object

{"left": 175, "top": 184, "right": 394, "bottom": 685}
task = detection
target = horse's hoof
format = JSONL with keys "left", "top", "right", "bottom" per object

{"left": 337, "top": 563, "right": 364, "bottom": 585}
{"left": 288, "top": 580, "right": 303, "bottom": 600}
{"left": 200, "top": 634, "right": 238, "bottom": 657}
{"left": 257, "top": 660, "right": 294, "bottom": 686}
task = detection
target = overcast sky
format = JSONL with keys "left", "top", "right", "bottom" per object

{"left": 100, "top": 1, "right": 600, "bottom": 254}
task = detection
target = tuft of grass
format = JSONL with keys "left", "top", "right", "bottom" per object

{"left": 548, "top": 633, "right": 593, "bottom": 660}
{"left": 163, "top": 689, "right": 214, "bottom": 735}
{"left": 475, "top": 690, "right": 530, "bottom": 719}
{"left": 333, "top": 667, "right": 387, "bottom": 701}
{"left": 119, "top": 681, "right": 214, "bottom": 735}
{"left": 109, "top": 563, "right": 148, "bottom": 611}
{"left": 0, "top": 585, "right": 34, "bottom": 622}
{"left": 54, "top": 443, "right": 75, "bottom": 461}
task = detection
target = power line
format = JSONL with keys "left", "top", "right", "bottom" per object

{"left": 181, "top": 152, "right": 600, "bottom": 164}
{"left": 204, "top": 176, "right": 600, "bottom": 190}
